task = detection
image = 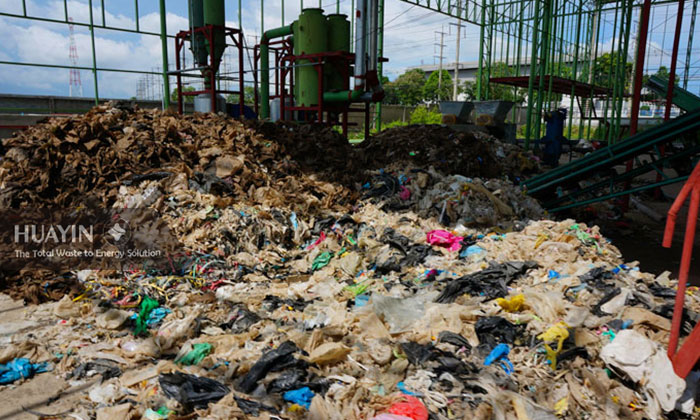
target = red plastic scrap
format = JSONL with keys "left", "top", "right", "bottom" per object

{"left": 388, "top": 396, "right": 429, "bottom": 420}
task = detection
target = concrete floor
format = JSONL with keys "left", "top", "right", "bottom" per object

{"left": 585, "top": 166, "right": 699, "bottom": 285}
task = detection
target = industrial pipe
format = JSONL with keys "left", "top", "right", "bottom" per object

{"left": 354, "top": 0, "right": 367, "bottom": 89}
{"left": 368, "top": 0, "right": 378, "bottom": 72}
{"left": 323, "top": 89, "right": 364, "bottom": 103}
{"left": 260, "top": 24, "right": 295, "bottom": 119}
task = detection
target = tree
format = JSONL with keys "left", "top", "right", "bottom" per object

{"left": 593, "top": 52, "right": 633, "bottom": 89}
{"left": 381, "top": 76, "right": 401, "bottom": 105}
{"left": 642, "top": 66, "right": 679, "bottom": 87}
{"left": 461, "top": 62, "right": 526, "bottom": 103}
{"left": 226, "top": 86, "right": 256, "bottom": 105}
{"left": 422, "top": 70, "right": 453, "bottom": 103}
{"left": 171, "top": 86, "right": 196, "bottom": 104}
{"left": 390, "top": 69, "right": 426, "bottom": 106}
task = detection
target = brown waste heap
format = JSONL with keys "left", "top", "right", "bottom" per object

{"left": 0, "top": 105, "right": 537, "bottom": 211}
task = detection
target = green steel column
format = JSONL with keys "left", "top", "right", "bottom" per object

{"left": 485, "top": 1, "right": 494, "bottom": 99}
{"left": 612, "top": 1, "right": 631, "bottom": 143}
{"left": 376, "top": 0, "right": 385, "bottom": 131}
{"left": 89, "top": 0, "right": 99, "bottom": 104}
{"left": 586, "top": 7, "right": 601, "bottom": 142}
{"left": 683, "top": 0, "right": 698, "bottom": 89}
{"left": 515, "top": 0, "right": 525, "bottom": 106}
{"left": 476, "top": 0, "right": 486, "bottom": 100}
{"left": 617, "top": 0, "right": 633, "bottom": 140}
{"left": 238, "top": 0, "right": 242, "bottom": 28}
{"left": 578, "top": 10, "right": 591, "bottom": 139}
{"left": 524, "top": 0, "right": 542, "bottom": 148}
{"left": 567, "top": 0, "right": 583, "bottom": 140}
{"left": 337, "top": 0, "right": 340, "bottom": 14}
{"left": 544, "top": 0, "right": 558, "bottom": 112}
{"left": 534, "top": 0, "right": 553, "bottom": 142}
{"left": 261, "top": 0, "right": 264, "bottom": 34}
{"left": 159, "top": 0, "right": 170, "bottom": 108}
{"left": 134, "top": 0, "right": 139, "bottom": 31}
{"left": 260, "top": 24, "right": 295, "bottom": 118}
{"left": 602, "top": 5, "right": 619, "bottom": 143}
{"left": 350, "top": 0, "right": 354, "bottom": 52}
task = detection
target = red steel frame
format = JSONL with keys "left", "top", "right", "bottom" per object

{"left": 254, "top": 42, "right": 372, "bottom": 138}
{"left": 278, "top": 50, "right": 361, "bottom": 137}
{"left": 174, "top": 25, "right": 245, "bottom": 116}
{"left": 253, "top": 38, "right": 294, "bottom": 117}
{"left": 663, "top": 161, "right": 700, "bottom": 379}
{"left": 626, "top": 0, "right": 686, "bottom": 204}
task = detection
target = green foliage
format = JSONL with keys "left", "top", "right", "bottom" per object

{"left": 461, "top": 62, "right": 526, "bottom": 103}
{"left": 642, "top": 66, "right": 679, "bottom": 88}
{"left": 409, "top": 105, "right": 442, "bottom": 124}
{"left": 387, "top": 69, "right": 426, "bottom": 106}
{"left": 422, "top": 70, "right": 453, "bottom": 103}
{"left": 226, "top": 86, "right": 256, "bottom": 105}
{"left": 593, "top": 52, "right": 633, "bottom": 89}
{"left": 383, "top": 119, "right": 409, "bottom": 129}
{"left": 640, "top": 104, "right": 650, "bottom": 111}
{"left": 171, "top": 86, "right": 196, "bottom": 104}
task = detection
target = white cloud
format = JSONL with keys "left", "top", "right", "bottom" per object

{"left": 8, "top": 0, "right": 694, "bottom": 99}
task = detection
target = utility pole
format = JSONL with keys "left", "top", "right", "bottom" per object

{"left": 434, "top": 28, "right": 446, "bottom": 101}
{"left": 449, "top": 8, "right": 464, "bottom": 101}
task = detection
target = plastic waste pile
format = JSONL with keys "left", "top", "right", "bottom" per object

{"left": 0, "top": 105, "right": 697, "bottom": 420}
{"left": 362, "top": 167, "right": 544, "bottom": 227}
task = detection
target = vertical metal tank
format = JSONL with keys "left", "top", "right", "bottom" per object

{"left": 203, "top": 0, "right": 225, "bottom": 83}
{"left": 294, "top": 8, "right": 328, "bottom": 107}
{"left": 188, "top": 0, "right": 208, "bottom": 67}
{"left": 325, "top": 14, "right": 350, "bottom": 92}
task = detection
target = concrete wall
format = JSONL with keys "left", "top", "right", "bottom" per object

{"left": 0, "top": 93, "right": 168, "bottom": 115}
{"left": 0, "top": 94, "right": 194, "bottom": 139}
{"left": 346, "top": 104, "right": 417, "bottom": 131}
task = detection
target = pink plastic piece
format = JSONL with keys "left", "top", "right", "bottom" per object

{"left": 388, "top": 396, "right": 429, "bottom": 420}
{"left": 426, "top": 230, "right": 464, "bottom": 252}
{"left": 399, "top": 186, "right": 411, "bottom": 201}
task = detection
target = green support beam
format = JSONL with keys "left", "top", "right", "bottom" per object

{"left": 159, "top": 0, "right": 170, "bottom": 109}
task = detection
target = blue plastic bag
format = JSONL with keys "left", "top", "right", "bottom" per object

{"left": 283, "top": 386, "right": 314, "bottom": 409}
{"left": 460, "top": 245, "right": 485, "bottom": 259}
{"left": 484, "top": 343, "right": 514, "bottom": 374}
{"left": 0, "top": 358, "right": 50, "bottom": 384}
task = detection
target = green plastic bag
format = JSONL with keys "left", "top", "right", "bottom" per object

{"left": 175, "top": 343, "right": 212, "bottom": 365}
{"left": 134, "top": 296, "right": 159, "bottom": 336}
{"left": 311, "top": 251, "right": 333, "bottom": 271}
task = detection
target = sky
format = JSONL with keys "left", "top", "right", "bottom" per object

{"left": 0, "top": 0, "right": 696, "bottom": 100}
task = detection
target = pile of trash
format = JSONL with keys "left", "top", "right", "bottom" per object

{"left": 0, "top": 201, "right": 696, "bottom": 419}
{"left": 0, "top": 106, "right": 697, "bottom": 420}
{"left": 0, "top": 104, "right": 357, "bottom": 211}
{"left": 357, "top": 125, "right": 540, "bottom": 180}
{"left": 362, "top": 167, "right": 544, "bottom": 227}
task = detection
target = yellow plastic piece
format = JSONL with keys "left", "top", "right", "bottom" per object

{"left": 496, "top": 294, "right": 525, "bottom": 312}
{"left": 554, "top": 397, "right": 568, "bottom": 416}
{"left": 534, "top": 234, "right": 549, "bottom": 249}
{"left": 537, "top": 322, "right": 570, "bottom": 370}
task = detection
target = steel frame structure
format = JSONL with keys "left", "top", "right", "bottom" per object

{"left": 398, "top": 0, "right": 700, "bottom": 148}
{"left": 0, "top": 0, "right": 348, "bottom": 114}
{"left": 277, "top": 51, "right": 367, "bottom": 138}
{"left": 173, "top": 25, "right": 245, "bottom": 115}
{"left": 0, "top": 0, "right": 173, "bottom": 108}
